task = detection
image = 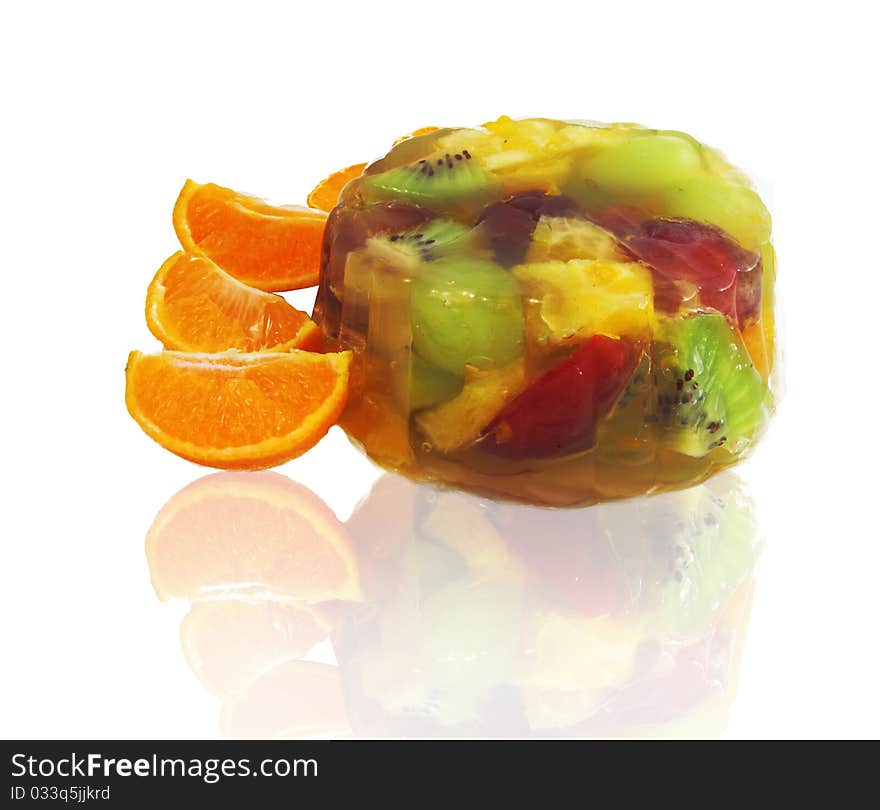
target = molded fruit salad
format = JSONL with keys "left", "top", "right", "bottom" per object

{"left": 313, "top": 117, "right": 778, "bottom": 506}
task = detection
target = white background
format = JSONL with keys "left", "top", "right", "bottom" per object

{"left": 2, "top": 0, "right": 878, "bottom": 739}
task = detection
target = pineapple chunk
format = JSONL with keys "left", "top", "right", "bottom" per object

{"left": 416, "top": 359, "right": 527, "bottom": 453}
{"left": 513, "top": 259, "right": 654, "bottom": 343}
{"left": 526, "top": 217, "right": 630, "bottom": 263}
{"left": 436, "top": 118, "right": 629, "bottom": 194}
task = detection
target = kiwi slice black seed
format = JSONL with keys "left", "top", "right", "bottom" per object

{"left": 654, "top": 313, "right": 769, "bottom": 457}
{"left": 386, "top": 218, "right": 474, "bottom": 259}
{"left": 361, "top": 150, "right": 499, "bottom": 209}
{"left": 349, "top": 218, "right": 476, "bottom": 278}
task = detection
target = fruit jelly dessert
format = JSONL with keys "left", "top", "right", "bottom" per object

{"left": 313, "top": 117, "right": 778, "bottom": 506}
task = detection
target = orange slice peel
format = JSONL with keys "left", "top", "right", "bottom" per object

{"left": 307, "top": 163, "right": 367, "bottom": 212}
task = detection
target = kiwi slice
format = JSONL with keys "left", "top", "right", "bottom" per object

{"left": 363, "top": 127, "right": 455, "bottom": 175}
{"left": 384, "top": 218, "right": 474, "bottom": 258}
{"left": 654, "top": 313, "right": 769, "bottom": 457}
{"left": 362, "top": 150, "right": 500, "bottom": 210}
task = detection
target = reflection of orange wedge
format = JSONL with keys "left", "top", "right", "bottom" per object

{"left": 180, "top": 600, "right": 336, "bottom": 698}
{"left": 146, "top": 472, "right": 360, "bottom": 602}
{"left": 221, "top": 660, "right": 350, "bottom": 739}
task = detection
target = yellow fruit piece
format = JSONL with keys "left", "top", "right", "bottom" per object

{"left": 741, "top": 321, "right": 769, "bottom": 381}
{"left": 341, "top": 390, "right": 415, "bottom": 468}
{"left": 525, "top": 217, "right": 630, "bottom": 263}
{"left": 416, "top": 360, "right": 527, "bottom": 453}
{"left": 436, "top": 118, "right": 625, "bottom": 194}
{"left": 759, "top": 240, "right": 777, "bottom": 378}
{"left": 512, "top": 260, "right": 654, "bottom": 343}
{"left": 483, "top": 116, "right": 624, "bottom": 156}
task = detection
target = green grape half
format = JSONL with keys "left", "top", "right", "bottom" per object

{"left": 582, "top": 133, "right": 704, "bottom": 195}
{"left": 410, "top": 257, "right": 524, "bottom": 377}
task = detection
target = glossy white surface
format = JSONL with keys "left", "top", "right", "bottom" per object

{"left": 2, "top": 0, "right": 878, "bottom": 739}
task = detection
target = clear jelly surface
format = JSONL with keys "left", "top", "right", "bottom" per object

{"left": 313, "top": 118, "right": 778, "bottom": 506}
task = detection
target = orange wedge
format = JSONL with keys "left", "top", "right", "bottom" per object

{"left": 146, "top": 251, "right": 322, "bottom": 353}
{"left": 145, "top": 471, "right": 360, "bottom": 602}
{"left": 173, "top": 180, "right": 327, "bottom": 292}
{"left": 307, "top": 163, "right": 367, "bottom": 212}
{"left": 125, "top": 350, "right": 351, "bottom": 469}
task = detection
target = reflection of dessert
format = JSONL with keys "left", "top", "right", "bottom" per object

{"left": 147, "top": 469, "right": 759, "bottom": 738}
{"left": 314, "top": 118, "right": 777, "bottom": 505}
{"left": 338, "top": 472, "right": 758, "bottom": 737}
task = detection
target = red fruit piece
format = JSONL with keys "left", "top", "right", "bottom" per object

{"left": 626, "top": 218, "right": 762, "bottom": 326}
{"left": 482, "top": 335, "right": 637, "bottom": 458}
